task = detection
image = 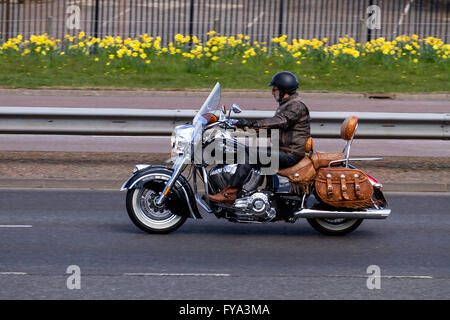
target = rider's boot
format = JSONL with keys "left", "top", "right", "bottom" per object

{"left": 208, "top": 185, "right": 239, "bottom": 204}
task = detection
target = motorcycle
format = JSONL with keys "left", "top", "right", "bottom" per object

{"left": 121, "top": 83, "right": 391, "bottom": 236}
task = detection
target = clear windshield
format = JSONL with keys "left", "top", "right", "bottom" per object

{"left": 163, "top": 83, "right": 222, "bottom": 197}
{"left": 182, "top": 82, "right": 221, "bottom": 163}
{"left": 192, "top": 82, "right": 221, "bottom": 126}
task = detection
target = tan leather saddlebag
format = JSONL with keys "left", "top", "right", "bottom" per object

{"left": 314, "top": 167, "right": 374, "bottom": 209}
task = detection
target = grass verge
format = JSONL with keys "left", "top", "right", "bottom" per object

{"left": 0, "top": 54, "right": 448, "bottom": 93}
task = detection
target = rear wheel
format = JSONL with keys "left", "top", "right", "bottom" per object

{"left": 126, "top": 182, "right": 187, "bottom": 234}
{"left": 307, "top": 218, "right": 363, "bottom": 236}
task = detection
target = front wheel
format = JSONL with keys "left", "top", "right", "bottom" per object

{"left": 307, "top": 218, "right": 363, "bottom": 236}
{"left": 126, "top": 185, "right": 187, "bottom": 234}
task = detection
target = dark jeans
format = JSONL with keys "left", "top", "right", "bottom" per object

{"left": 228, "top": 146, "right": 302, "bottom": 189}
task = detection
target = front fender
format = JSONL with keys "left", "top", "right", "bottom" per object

{"left": 121, "top": 165, "right": 202, "bottom": 219}
{"left": 120, "top": 165, "right": 166, "bottom": 191}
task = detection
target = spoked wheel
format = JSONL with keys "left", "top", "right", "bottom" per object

{"left": 307, "top": 218, "right": 363, "bottom": 236}
{"left": 126, "top": 182, "right": 187, "bottom": 234}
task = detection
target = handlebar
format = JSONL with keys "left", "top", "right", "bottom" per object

{"left": 209, "top": 119, "right": 255, "bottom": 131}
{"left": 217, "top": 118, "right": 238, "bottom": 129}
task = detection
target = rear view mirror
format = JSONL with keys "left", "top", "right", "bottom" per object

{"left": 231, "top": 104, "right": 242, "bottom": 114}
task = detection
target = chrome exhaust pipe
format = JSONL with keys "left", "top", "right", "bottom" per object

{"left": 294, "top": 208, "right": 391, "bottom": 220}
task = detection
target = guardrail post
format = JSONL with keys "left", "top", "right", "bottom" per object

{"left": 213, "top": 18, "right": 220, "bottom": 33}
{"left": 367, "top": 0, "right": 373, "bottom": 42}
{"left": 358, "top": 18, "right": 367, "bottom": 45}
{"left": 278, "top": 0, "right": 284, "bottom": 37}
{"left": 47, "top": 16, "right": 54, "bottom": 38}
{"left": 94, "top": 0, "right": 100, "bottom": 39}
{"left": 4, "top": 0, "right": 10, "bottom": 41}
{"left": 189, "top": 0, "right": 195, "bottom": 39}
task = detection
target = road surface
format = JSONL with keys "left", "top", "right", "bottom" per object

{"left": 0, "top": 190, "right": 449, "bottom": 299}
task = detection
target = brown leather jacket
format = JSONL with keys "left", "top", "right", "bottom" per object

{"left": 254, "top": 92, "right": 311, "bottom": 155}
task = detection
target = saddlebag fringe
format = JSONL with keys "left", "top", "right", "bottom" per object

{"left": 290, "top": 182, "right": 312, "bottom": 195}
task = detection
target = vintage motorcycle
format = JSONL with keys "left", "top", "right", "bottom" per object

{"left": 121, "top": 83, "right": 390, "bottom": 235}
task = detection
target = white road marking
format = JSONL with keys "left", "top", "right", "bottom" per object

{"left": 0, "top": 225, "right": 32, "bottom": 228}
{"left": 124, "top": 273, "right": 433, "bottom": 279}
{"left": 329, "top": 274, "right": 433, "bottom": 279}
{"left": 0, "top": 272, "right": 27, "bottom": 275}
{"left": 124, "top": 273, "right": 231, "bottom": 277}
{"left": 373, "top": 275, "right": 433, "bottom": 279}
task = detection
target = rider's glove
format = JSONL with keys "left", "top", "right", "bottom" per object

{"left": 235, "top": 119, "right": 257, "bottom": 129}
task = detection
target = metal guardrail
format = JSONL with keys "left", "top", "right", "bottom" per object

{"left": 0, "top": 107, "right": 448, "bottom": 140}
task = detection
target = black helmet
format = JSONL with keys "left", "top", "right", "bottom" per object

{"left": 268, "top": 71, "right": 299, "bottom": 95}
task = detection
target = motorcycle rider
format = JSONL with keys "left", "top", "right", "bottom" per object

{"left": 208, "top": 71, "right": 311, "bottom": 204}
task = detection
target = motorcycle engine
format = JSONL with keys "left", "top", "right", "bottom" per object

{"left": 233, "top": 191, "right": 276, "bottom": 221}
{"left": 208, "top": 164, "right": 273, "bottom": 222}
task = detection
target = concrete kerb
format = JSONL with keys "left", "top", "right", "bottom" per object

{"left": 382, "top": 182, "right": 449, "bottom": 193}
{"left": 0, "top": 88, "right": 449, "bottom": 100}
{"left": 0, "top": 178, "right": 447, "bottom": 192}
{"left": 0, "top": 178, "right": 122, "bottom": 190}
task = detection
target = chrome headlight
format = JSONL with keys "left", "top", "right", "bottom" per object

{"left": 171, "top": 125, "right": 194, "bottom": 157}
